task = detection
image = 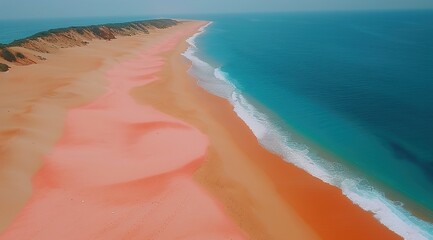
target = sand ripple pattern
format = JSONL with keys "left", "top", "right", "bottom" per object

{"left": 0, "top": 25, "right": 245, "bottom": 240}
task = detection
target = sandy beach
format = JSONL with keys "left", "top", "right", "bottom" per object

{"left": 0, "top": 20, "right": 400, "bottom": 239}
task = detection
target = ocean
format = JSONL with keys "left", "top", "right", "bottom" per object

{"left": 183, "top": 11, "right": 433, "bottom": 239}
{"left": 1, "top": 10, "right": 433, "bottom": 239}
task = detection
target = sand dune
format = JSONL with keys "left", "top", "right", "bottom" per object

{"left": 0, "top": 20, "right": 400, "bottom": 239}
{"left": 0, "top": 22, "right": 246, "bottom": 239}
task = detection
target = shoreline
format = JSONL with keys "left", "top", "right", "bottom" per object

{"left": 131, "top": 22, "right": 400, "bottom": 239}
{"left": 0, "top": 20, "right": 400, "bottom": 239}
{"left": 184, "top": 22, "right": 433, "bottom": 239}
{"left": 0, "top": 21, "right": 246, "bottom": 239}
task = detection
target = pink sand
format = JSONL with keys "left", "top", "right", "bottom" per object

{"left": 0, "top": 24, "right": 245, "bottom": 239}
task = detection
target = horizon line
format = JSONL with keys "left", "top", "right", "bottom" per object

{"left": 1, "top": 7, "right": 433, "bottom": 21}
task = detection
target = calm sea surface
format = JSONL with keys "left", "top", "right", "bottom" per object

{"left": 188, "top": 10, "right": 433, "bottom": 238}
{"left": 2, "top": 11, "right": 433, "bottom": 238}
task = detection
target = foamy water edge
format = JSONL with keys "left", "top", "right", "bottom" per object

{"left": 182, "top": 22, "right": 433, "bottom": 240}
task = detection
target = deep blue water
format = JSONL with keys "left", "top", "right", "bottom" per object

{"left": 186, "top": 10, "right": 433, "bottom": 238}
{"left": 2, "top": 11, "right": 433, "bottom": 238}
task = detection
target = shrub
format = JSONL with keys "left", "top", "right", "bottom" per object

{"left": 16, "top": 52, "right": 25, "bottom": 59}
{"left": 0, "top": 63, "right": 10, "bottom": 72}
{"left": 90, "top": 27, "right": 104, "bottom": 37}
{"left": 76, "top": 28, "right": 85, "bottom": 35}
{"left": 1, "top": 49, "right": 16, "bottom": 62}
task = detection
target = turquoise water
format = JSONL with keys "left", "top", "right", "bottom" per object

{"left": 2, "top": 11, "right": 433, "bottom": 238}
{"left": 184, "top": 11, "right": 433, "bottom": 238}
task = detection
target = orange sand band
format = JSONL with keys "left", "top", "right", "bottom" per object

{"left": 0, "top": 22, "right": 245, "bottom": 240}
{"left": 0, "top": 21, "right": 401, "bottom": 240}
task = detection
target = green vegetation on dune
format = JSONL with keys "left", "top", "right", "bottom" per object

{"left": 7, "top": 19, "right": 178, "bottom": 47}
{"left": 0, "top": 19, "right": 178, "bottom": 64}
{"left": 1, "top": 49, "right": 17, "bottom": 62}
{"left": 16, "top": 52, "right": 25, "bottom": 59}
{"left": 0, "top": 63, "right": 9, "bottom": 72}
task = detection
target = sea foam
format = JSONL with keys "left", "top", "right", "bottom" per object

{"left": 182, "top": 22, "right": 433, "bottom": 240}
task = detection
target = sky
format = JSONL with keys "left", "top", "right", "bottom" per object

{"left": 1, "top": 0, "right": 433, "bottom": 19}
